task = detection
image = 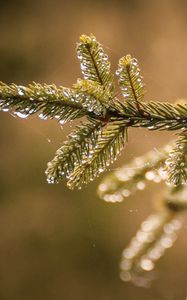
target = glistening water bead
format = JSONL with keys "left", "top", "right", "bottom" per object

{"left": 39, "top": 113, "right": 48, "bottom": 120}
{"left": 14, "top": 111, "right": 29, "bottom": 119}
{"left": 17, "top": 86, "right": 26, "bottom": 96}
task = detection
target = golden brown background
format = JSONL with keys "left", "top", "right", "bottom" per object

{"left": 0, "top": 0, "right": 187, "bottom": 299}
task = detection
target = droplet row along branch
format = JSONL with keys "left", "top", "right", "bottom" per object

{"left": 0, "top": 82, "right": 187, "bottom": 131}
{"left": 110, "top": 100, "right": 187, "bottom": 131}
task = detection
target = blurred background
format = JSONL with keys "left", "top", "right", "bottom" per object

{"left": 0, "top": 0, "right": 187, "bottom": 299}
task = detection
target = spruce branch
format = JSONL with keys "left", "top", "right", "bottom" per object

{"left": 98, "top": 145, "right": 170, "bottom": 202}
{"left": 165, "top": 132, "right": 187, "bottom": 185}
{"left": 1, "top": 82, "right": 187, "bottom": 130}
{"left": 112, "top": 100, "right": 187, "bottom": 130}
{"left": 116, "top": 55, "right": 144, "bottom": 113}
{"left": 73, "top": 79, "right": 110, "bottom": 110}
{"left": 77, "top": 34, "right": 114, "bottom": 95}
{"left": 46, "top": 119, "right": 103, "bottom": 183}
{"left": 0, "top": 82, "right": 85, "bottom": 122}
{"left": 120, "top": 210, "right": 181, "bottom": 287}
{"left": 165, "top": 184, "right": 187, "bottom": 212}
{"left": 67, "top": 121, "right": 127, "bottom": 189}
{"left": 0, "top": 81, "right": 109, "bottom": 122}
{"left": 120, "top": 184, "right": 187, "bottom": 287}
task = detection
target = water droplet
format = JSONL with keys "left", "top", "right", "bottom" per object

{"left": 98, "top": 183, "right": 108, "bottom": 192}
{"left": 120, "top": 271, "right": 131, "bottom": 282}
{"left": 120, "top": 259, "right": 132, "bottom": 271}
{"left": 81, "top": 63, "right": 87, "bottom": 71}
{"left": 137, "top": 181, "right": 145, "bottom": 190}
{"left": 59, "top": 119, "right": 66, "bottom": 125}
{"left": 140, "top": 258, "right": 154, "bottom": 271}
{"left": 39, "top": 113, "right": 48, "bottom": 120}
{"left": 103, "top": 55, "right": 108, "bottom": 61}
{"left": 98, "top": 167, "right": 104, "bottom": 173}
{"left": 14, "top": 111, "right": 28, "bottom": 119}
{"left": 141, "top": 220, "right": 153, "bottom": 232}
{"left": 122, "top": 189, "right": 130, "bottom": 197}
{"left": 77, "top": 53, "right": 83, "bottom": 60}
{"left": 145, "top": 171, "right": 155, "bottom": 181}
{"left": 47, "top": 176, "right": 55, "bottom": 184}
{"left": 160, "top": 236, "right": 173, "bottom": 249}
{"left": 122, "top": 92, "right": 130, "bottom": 98}
{"left": 63, "top": 90, "right": 70, "bottom": 97}
{"left": 18, "top": 86, "right": 26, "bottom": 96}
{"left": 123, "top": 248, "right": 134, "bottom": 259}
